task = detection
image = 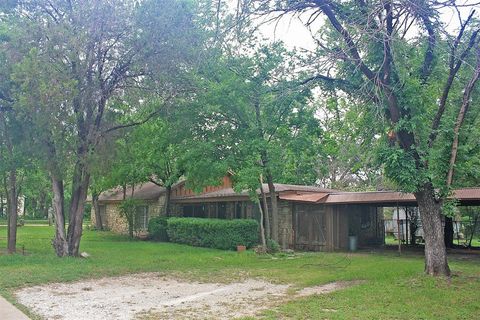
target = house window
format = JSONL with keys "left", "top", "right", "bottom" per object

{"left": 183, "top": 205, "right": 194, "bottom": 217}
{"left": 98, "top": 205, "right": 107, "bottom": 227}
{"left": 134, "top": 206, "right": 149, "bottom": 230}
{"left": 194, "top": 205, "right": 206, "bottom": 218}
{"left": 235, "top": 202, "right": 243, "bottom": 219}
{"left": 217, "top": 202, "right": 227, "bottom": 219}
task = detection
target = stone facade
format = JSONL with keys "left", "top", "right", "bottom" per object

{"left": 92, "top": 194, "right": 166, "bottom": 235}
{"left": 93, "top": 183, "right": 384, "bottom": 251}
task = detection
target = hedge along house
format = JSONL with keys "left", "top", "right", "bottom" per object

{"left": 92, "top": 176, "right": 480, "bottom": 251}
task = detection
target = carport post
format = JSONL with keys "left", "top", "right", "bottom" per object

{"left": 396, "top": 203, "right": 401, "bottom": 254}
{"left": 405, "top": 206, "right": 409, "bottom": 245}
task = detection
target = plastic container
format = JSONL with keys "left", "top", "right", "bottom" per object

{"left": 348, "top": 236, "right": 358, "bottom": 252}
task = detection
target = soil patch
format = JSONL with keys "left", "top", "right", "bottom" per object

{"left": 15, "top": 273, "right": 361, "bottom": 320}
{"left": 296, "top": 280, "right": 365, "bottom": 297}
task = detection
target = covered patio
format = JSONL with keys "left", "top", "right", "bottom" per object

{"left": 280, "top": 188, "right": 480, "bottom": 251}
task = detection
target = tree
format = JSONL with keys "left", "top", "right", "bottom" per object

{"left": 0, "top": 111, "right": 22, "bottom": 253}
{"left": 190, "top": 43, "right": 318, "bottom": 243}
{"left": 132, "top": 118, "right": 186, "bottom": 216}
{"left": 5, "top": 0, "right": 202, "bottom": 256}
{"left": 0, "top": 18, "right": 27, "bottom": 253}
{"left": 245, "top": 0, "right": 480, "bottom": 275}
{"left": 314, "top": 96, "right": 385, "bottom": 190}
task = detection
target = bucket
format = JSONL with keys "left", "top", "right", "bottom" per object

{"left": 348, "top": 236, "right": 358, "bottom": 252}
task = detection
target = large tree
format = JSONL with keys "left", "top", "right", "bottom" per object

{"left": 246, "top": 0, "right": 480, "bottom": 275}
{"left": 5, "top": 0, "right": 202, "bottom": 256}
{"left": 189, "top": 43, "right": 319, "bottom": 243}
{"left": 0, "top": 18, "right": 26, "bottom": 253}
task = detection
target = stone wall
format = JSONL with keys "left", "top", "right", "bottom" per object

{"left": 277, "top": 200, "right": 294, "bottom": 249}
{"left": 92, "top": 194, "right": 166, "bottom": 235}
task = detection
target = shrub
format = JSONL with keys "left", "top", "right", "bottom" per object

{"left": 148, "top": 216, "right": 169, "bottom": 242}
{"left": 266, "top": 239, "right": 280, "bottom": 253}
{"left": 167, "top": 217, "right": 259, "bottom": 250}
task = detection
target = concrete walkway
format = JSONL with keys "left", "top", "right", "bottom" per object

{"left": 0, "top": 296, "right": 29, "bottom": 319}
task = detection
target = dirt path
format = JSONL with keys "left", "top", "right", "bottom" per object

{"left": 15, "top": 273, "right": 361, "bottom": 320}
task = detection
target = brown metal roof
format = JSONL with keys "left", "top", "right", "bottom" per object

{"left": 171, "top": 183, "right": 337, "bottom": 202}
{"left": 98, "top": 182, "right": 165, "bottom": 202}
{"left": 454, "top": 188, "right": 480, "bottom": 200}
{"left": 262, "top": 184, "right": 337, "bottom": 193}
{"left": 172, "top": 187, "right": 250, "bottom": 202}
{"left": 96, "top": 179, "right": 480, "bottom": 206}
{"left": 279, "top": 192, "right": 330, "bottom": 203}
{"left": 278, "top": 188, "right": 480, "bottom": 205}
{"left": 323, "top": 191, "right": 416, "bottom": 205}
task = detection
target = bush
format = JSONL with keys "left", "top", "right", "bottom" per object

{"left": 266, "top": 239, "right": 280, "bottom": 253}
{"left": 167, "top": 217, "right": 259, "bottom": 250}
{"left": 148, "top": 216, "right": 169, "bottom": 242}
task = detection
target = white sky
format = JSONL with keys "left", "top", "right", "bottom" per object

{"left": 250, "top": 2, "right": 479, "bottom": 51}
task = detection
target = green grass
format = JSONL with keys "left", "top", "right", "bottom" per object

{"left": 0, "top": 219, "right": 49, "bottom": 226}
{"left": 1, "top": 226, "right": 479, "bottom": 319}
{"left": 385, "top": 235, "right": 480, "bottom": 247}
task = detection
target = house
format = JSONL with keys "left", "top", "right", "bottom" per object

{"left": 92, "top": 183, "right": 167, "bottom": 234}
{"left": 91, "top": 176, "right": 480, "bottom": 251}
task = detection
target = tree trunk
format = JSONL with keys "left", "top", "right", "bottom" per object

{"left": 265, "top": 172, "right": 279, "bottom": 242}
{"left": 444, "top": 217, "right": 454, "bottom": 248}
{"left": 66, "top": 161, "right": 90, "bottom": 257}
{"left": 51, "top": 176, "right": 68, "bottom": 257}
{"left": 410, "top": 222, "right": 417, "bottom": 245}
{"left": 164, "top": 185, "right": 171, "bottom": 216}
{"left": 256, "top": 197, "right": 267, "bottom": 248}
{"left": 259, "top": 176, "right": 271, "bottom": 239}
{"left": 414, "top": 183, "right": 450, "bottom": 276}
{"left": 0, "top": 194, "right": 4, "bottom": 218}
{"left": 38, "top": 191, "right": 47, "bottom": 219}
{"left": 92, "top": 193, "right": 103, "bottom": 230}
{"left": 7, "top": 169, "right": 18, "bottom": 254}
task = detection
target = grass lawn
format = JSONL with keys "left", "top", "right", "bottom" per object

{"left": 385, "top": 235, "right": 480, "bottom": 247}
{"left": 1, "top": 226, "right": 479, "bottom": 319}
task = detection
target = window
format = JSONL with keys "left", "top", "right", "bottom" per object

{"left": 235, "top": 202, "right": 243, "bottom": 219}
{"left": 98, "top": 205, "right": 107, "bottom": 227}
{"left": 217, "top": 202, "right": 227, "bottom": 219}
{"left": 134, "top": 206, "right": 149, "bottom": 230}
{"left": 193, "top": 205, "right": 206, "bottom": 218}
{"left": 183, "top": 205, "right": 194, "bottom": 217}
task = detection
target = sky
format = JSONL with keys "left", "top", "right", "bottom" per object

{"left": 250, "top": 1, "right": 480, "bottom": 51}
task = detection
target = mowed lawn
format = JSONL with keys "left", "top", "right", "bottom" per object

{"left": 1, "top": 226, "right": 479, "bottom": 319}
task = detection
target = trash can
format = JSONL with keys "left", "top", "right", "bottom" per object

{"left": 348, "top": 235, "right": 358, "bottom": 252}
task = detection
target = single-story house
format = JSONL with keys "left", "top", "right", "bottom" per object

{"left": 91, "top": 176, "right": 480, "bottom": 251}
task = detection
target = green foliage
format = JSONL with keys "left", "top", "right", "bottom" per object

{"left": 266, "top": 238, "right": 280, "bottom": 253}
{"left": 148, "top": 216, "right": 169, "bottom": 242}
{"left": 167, "top": 217, "right": 259, "bottom": 250}
{"left": 119, "top": 198, "right": 142, "bottom": 238}
{"left": 377, "top": 142, "right": 424, "bottom": 193}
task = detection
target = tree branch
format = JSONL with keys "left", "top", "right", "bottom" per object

{"left": 428, "top": 17, "right": 479, "bottom": 147}
{"left": 446, "top": 45, "right": 480, "bottom": 187}
{"left": 313, "top": 0, "right": 377, "bottom": 82}
{"left": 411, "top": 1, "right": 437, "bottom": 82}
{"left": 102, "top": 108, "right": 161, "bottom": 135}
{"left": 299, "top": 73, "right": 352, "bottom": 88}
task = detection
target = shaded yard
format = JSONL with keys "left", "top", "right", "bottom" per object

{"left": 1, "top": 226, "right": 479, "bottom": 319}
